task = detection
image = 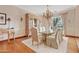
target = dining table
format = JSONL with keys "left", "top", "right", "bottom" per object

{"left": 0, "top": 28, "right": 15, "bottom": 43}
{"left": 40, "top": 31, "right": 54, "bottom": 45}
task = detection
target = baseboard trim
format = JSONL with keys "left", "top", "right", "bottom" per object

{"left": 65, "top": 35, "right": 79, "bottom": 38}
{"left": 0, "top": 35, "right": 27, "bottom": 42}
{"left": 14, "top": 35, "right": 27, "bottom": 39}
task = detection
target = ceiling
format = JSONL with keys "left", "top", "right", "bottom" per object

{"left": 15, "top": 5, "right": 77, "bottom": 15}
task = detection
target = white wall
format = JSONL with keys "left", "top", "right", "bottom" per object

{"left": 0, "top": 5, "right": 26, "bottom": 40}
{"left": 61, "top": 6, "right": 79, "bottom": 37}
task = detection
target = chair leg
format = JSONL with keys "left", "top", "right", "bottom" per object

{"left": 37, "top": 41, "right": 39, "bottom": 48}
{"left": 13, "top": 33, "right": 15, "bottom": 43}
{"left": 32, "top": 41, "right": 39, "bottom": 48}
{"left": 32, "top": 40, "right": 34, "bottom": 45}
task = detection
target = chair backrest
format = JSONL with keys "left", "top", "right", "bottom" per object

{"left": 58, "top": 29, "right": 63, "bottom": 43}
{"left": 55, "top": 29, "right": 63, "bottom": 46}
{"left": 55, "top": 29, "right": 59, "bottom": 46}
{"left": 31, "top": 27, "right": 38, "bottom": 43}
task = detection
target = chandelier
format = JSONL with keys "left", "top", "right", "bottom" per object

{"left": 43, "top": 5, "right": 53, "bottom": 20}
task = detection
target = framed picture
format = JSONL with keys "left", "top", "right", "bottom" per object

{"left": 0, "top": 13, "right": 6, "bottom": 25}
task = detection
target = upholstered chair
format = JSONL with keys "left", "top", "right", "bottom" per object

{"left": 46, "top": 29, "right": 63, "bottom": 49}
{"left": 31, "top": 27, "right": 42, "bottom": 46}
{"left": 57, "top": 29, "right": 63, "bottom": 44}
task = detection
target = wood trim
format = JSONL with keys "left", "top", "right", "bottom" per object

{"left": 1, "top": 35, "right": 27, "bottom": 42}
{"left": 25, "top": 13, "right": 29, "bottom": 37}
{"left": 14, "top": 35, "right": 27, "bottom": 39}
{"left": 65, "top": 35, "right": 79, "bottom": 38}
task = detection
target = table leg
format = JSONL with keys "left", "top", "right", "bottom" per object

{"left": 8, "top": 32, "right": 10, "bottom": 43}
{"left": 43, "top": 35, "right": 47, "bottom": 44}
{"left": 13, "top": 33, "right": 15, "bottom": 43}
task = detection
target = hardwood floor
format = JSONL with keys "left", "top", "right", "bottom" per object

{"left": 0, "top": 36, "right": 79, "bottom": 53}
{"left": 0, "top": 37, "right": 35, "bottom": 53}
{"left": 67, "top": 37, "right": 79, "bottom": 53}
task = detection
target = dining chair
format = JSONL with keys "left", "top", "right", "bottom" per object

{"left": 57, "top": 29, "right": 63, "bottom": 44}
{"left": 31, "top": 27, "right": 42, "bottom": 46}
{"left": 46, "top": 29, "right": 63, "bottom": 49}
